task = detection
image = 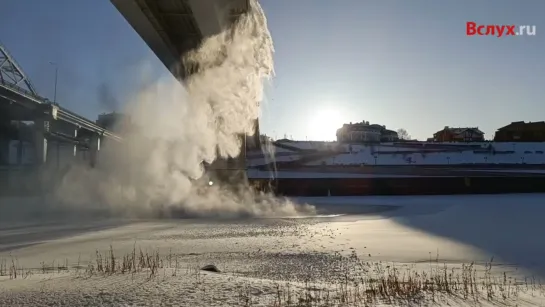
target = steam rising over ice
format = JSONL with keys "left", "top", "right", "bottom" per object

{"left": 54, "top": 0, "right": 315, "bottom": 218}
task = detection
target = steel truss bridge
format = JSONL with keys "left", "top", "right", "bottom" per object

{"left": 0, "top": 42, "right": 122, "bottom": 194}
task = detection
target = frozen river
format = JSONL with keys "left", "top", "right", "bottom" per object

{"left": 2, "top": 194, "right": 545, "bottom": 306}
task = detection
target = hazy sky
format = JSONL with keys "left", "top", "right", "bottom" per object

{"left": 1, "top": 0, "right": 544, "bottom": 141}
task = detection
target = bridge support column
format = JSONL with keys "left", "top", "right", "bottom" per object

{"left": 0, "top": 118, "right": 10, "bottom": 165}
{"left": 32, "top": 117, "right": 50, "bottom": 195}
{"left": 16, "top": 138, "right": 23, "bottom": 165}
{"left": 34, "top": 118, "right": 49, "bottom": 166}
{"left": 0, "top": 138, "right": 8, "bottom": 165}
{"left": 89, "top": 134, "right": 100, "bottom": 168}
{"left": 73, "top": 129, "right": 78, "bottom": 158}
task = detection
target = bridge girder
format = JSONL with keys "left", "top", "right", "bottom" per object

{"left": 111, "top": 0, "right": 249, "bottom": 80}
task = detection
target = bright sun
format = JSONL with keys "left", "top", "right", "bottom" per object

{"left": 308, "top": 109, "right": 343, "bottom": 141}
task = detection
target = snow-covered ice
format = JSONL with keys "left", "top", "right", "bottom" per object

{"left": 3, "top": 193, "right": 545, "bottom": 306}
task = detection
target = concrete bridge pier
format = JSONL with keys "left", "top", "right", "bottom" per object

{"left": 33, "top": 117, "right": 49, "bottom": 166}
{"left": 72, "top": 128, "right": 78, "bottom": 158}
{"left": 89, "top": 134, "right": 101, "bottom": 168}
{"left": 16, "top": 135, "right": 23, "bottom": 165}
{"left": 0, "top": 118, "right": 9, "bottom": 165}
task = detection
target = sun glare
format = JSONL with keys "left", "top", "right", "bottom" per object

{"left": 308, "top": 109, "right": 343, "bottom": 141}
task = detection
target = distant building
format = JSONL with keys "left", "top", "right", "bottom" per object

{"left": 96, "top": 112, "right": 132, "bottom": 132}
{"left": 494, "top": 121, "right": 545, "bottom": 142}
{"left": 381, "top": 129, "right": 399, "bottom": 142}
{"left": 336, "top": 121, "right": 399, "bottom": 143}
{"left": 433, "top": 126, "right": 484, "bottom": 142}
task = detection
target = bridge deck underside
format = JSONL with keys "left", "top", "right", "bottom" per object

{"left": 112, "top": 0, "right": 249, "bottom": 74}
{"left": 0, "top": 100, "right": 35, "bottom": 121}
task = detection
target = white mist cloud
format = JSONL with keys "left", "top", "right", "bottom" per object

{"left": 53, "top": 0, "right": 315, "bottom": 218}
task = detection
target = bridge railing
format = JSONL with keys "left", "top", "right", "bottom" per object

{"left": 1, "top": 79, "right": 122, "bottom": 142}
{"left": 0, "top": 78, "right": 52, "bottom": 105}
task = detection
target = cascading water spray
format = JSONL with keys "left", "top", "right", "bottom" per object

{"left": 54, "top": 0, "right": 315, "bottom": 218}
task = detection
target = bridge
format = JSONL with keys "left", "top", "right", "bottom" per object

{"left": 0, "top": 43, "right": 121, "bottom": 194}
{"left": 111, "top": 0, "right": 260, "bottom": 183}
{"left": 1, "top": 0, "right": 258, "bottom": 195}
